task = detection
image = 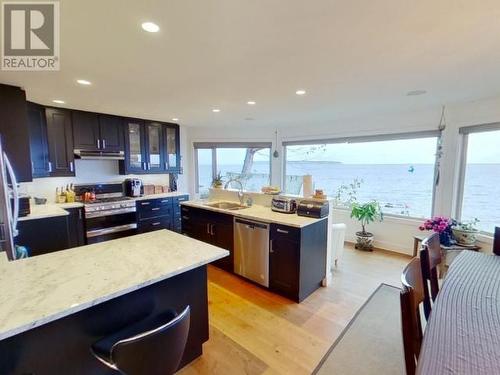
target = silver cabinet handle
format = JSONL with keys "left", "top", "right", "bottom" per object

{"left": 152, "top": 222, "right": 161, "bottom": 226}
{"left": 182, "top": 215, "right": 189, "bottom": 220}
{"left": 210, "top": 224, "right": 215, "bottom": 236}
{"left": 165, "top": 162, "right": 168, "bottom": 170}
{"left": 206, "top": 223, "right": 210, "bottom": 234}
{"left": 152, "top": 207, "right": 160, "bottom": 211}
{"left": 276, "top": 228, "right": 289, "bottom": 234}
{"left": 48, "top": 161, "right": 53, "bottom": 173}
{"left": 142, "top": 162, "right": 147, "bottom": 170}
{"left": 102, "top": 139, "right": 106, "bottom": 149}
{"left": 70, "top": 161, "right": 74, "bottom": 172}
{"left": 97, "top": 139, "right": 101, "bottom": 149}
{"left": 160, "top": 199, "right": 169, "bottom": 203}
{"left": 141, "top": 202, "right": 150, "bottom": 206}
{"left": 270, "top": 239, "right": 274, "bottom": 253}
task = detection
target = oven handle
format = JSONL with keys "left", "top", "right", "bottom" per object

{"left": 86, "top": 223, "right": 138, "bottom": 238}
{"left": 85, "top": 207, "right": 136, "bottom": 219}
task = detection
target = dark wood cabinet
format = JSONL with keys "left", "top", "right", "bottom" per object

{"left": 181, "top": 206, "right": 234, "bottom": 272}
{"left": 16, "top": 216, "right": 70, "bottom": 256}
{"left": 0, "top": 84, "right": 32, "bottom": 182}
{"left": 121, "top": 119, "right": 147, "bottom": 174}
{"left": 66, "top": 207, "right": 86, "bottom": 248}
{"left": 163, "top": 124, "right": 181, "bottom": 172}
{"left": 99, "top": 114, "right": 124, "bottom": 152}
{"left": 72, "top": 111, "right": 100, "bottom": 151}
{"left": 46, "top": 108, "right": 75, "bottom": 177}
{"left": 137, "top": 195, "right": 189, "bottom": 234}
{"left": 73, "top": 111, "right": 124, "bottom": 153}
{"left": 145, "top": 122, "right": 164, "bottom": 173}
{"left": 269, "top": 221, "right": 327, "bottom": 302}
{"left": 27, "top": 102, "right": 50, "bottom": 178}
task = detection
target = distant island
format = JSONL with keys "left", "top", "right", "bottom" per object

{"left": 287, "top": 160, "right": 342, "bottom": 164}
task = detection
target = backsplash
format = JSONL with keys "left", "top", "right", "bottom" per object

{"left": 19, "top": 159, "right": 170, "bottom": 203}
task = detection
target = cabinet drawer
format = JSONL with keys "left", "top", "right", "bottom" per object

{"left": 271, "top": 224, "right": 300, "bottom": 242}
{"left": 138, "top": 198, "right": 172, "bottom": 209}
{"left": 138, "top": 216, "right": 171, "bottom": 233}
{"left": 174, "top": 195, "right": 189, "bottom": 204}
{"left": 138, "top": 205, "right": 171, "bottom": 219}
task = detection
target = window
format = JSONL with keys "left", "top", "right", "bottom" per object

{"left": 458, "top": 125, "right": 500, "bottom": 233}
{"left": 195, "top": 143, "right": 272, "bottom": 198}
{"left": 284, "top": 132, "right": 439, "bottom": 218}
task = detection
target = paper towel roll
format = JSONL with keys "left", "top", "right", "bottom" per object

{"left": 303, "top": 175, "right": 313, "bottom": 198}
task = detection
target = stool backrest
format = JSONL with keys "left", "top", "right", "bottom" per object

{"left": 401, "top": 258, "right": 425, "bottom": 375}
{"left": 112, "top": 306, "right": 190, "bottom": 375}
{"left": 420, "top": 232, "right": 442, "bottom": 319}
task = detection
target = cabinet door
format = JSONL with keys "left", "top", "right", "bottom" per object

{"left": 0, "top": 84, "right": 32, "bottom": 182}
{"left": 46, "top": 108, "right": 75, "bottom": 177}
{"left": 124, "top": 119, "right": 146, "bottom": 173}
{"left": 163, "top": 124, "right": 180, "bottom": 171}
{"left": 269, "top": 230, "right": 300, "bottom": 299}
{"left": 72, "top": 111, "right": 100, "bottom": 151}
{"left": 145, "top": 122, "right": 163, "bottom": 172}
{"left": 27, "top": 102, "right": 50, "bottom": 178}
{"left": 211, "top": 220, "right": 234, "bottom": 272}
{"left": 99, "top": 114, "right": 124, "bottom": 152}
{"left": 66, "top": 207, "right": 86, "bottom": 248}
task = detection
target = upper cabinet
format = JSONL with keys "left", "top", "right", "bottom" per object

{"left": 45, "top": 108, "right": 75, "bottom": 177}
{"left": 120, "top": 120, "right": 180, "bottom": 175}
{"left": 73, "top": 111, "right": 124, "bottom": 153}
{"left": 0, "top": 84, "right": 32, "bottom": 182}
{"left": 27, "top": 102, "right": 50, "bottom": 178}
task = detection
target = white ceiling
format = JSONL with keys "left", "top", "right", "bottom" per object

{"left": 1, "top": 0, "right": 500, "bottom": 128}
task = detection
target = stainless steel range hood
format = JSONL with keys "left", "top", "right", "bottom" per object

{"left": 74, "top": 149, "right": 125, "bottom": 160}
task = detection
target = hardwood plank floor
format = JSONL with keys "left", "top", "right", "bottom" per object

{"left": 179, "top": 245, "right": 411, "bottom": 375}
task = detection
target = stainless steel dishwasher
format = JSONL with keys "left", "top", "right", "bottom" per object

{"left": 234, "top": 218, "right": 270, "bottom": 287}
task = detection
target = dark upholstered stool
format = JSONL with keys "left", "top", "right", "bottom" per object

{"left": 91, "top": 306, "right": 190, "bottom": 375}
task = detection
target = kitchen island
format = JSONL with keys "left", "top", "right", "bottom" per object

{"left": 0, "top": 230, "right": 228, "bottom": 374}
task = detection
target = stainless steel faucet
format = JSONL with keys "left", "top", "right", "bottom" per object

{"left": 224, "top": 178, "right": 245, "bottom": 205}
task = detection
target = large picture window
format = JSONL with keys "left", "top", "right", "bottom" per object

{"left": 458, "top": 125, "right": 500, "bottom": 233}
{"left": 195, "top": 143, "right": 271, "bottom": 198}
{"left": 284, "top": 133, "right": 439, "bottom": 218}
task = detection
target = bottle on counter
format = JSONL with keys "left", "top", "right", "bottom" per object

{"left": 56, "top": 187, "right": 67, "bottom": 204}
{"left": 66, "top": 184, "right": 75, "bottom": 203}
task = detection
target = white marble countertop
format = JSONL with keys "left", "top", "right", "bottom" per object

{"left": 135, "top": 192, "right": 189, "bottom": 201}
{"left": 18, "top": 204, "right": 72, "bottom": 222}
{"left": 181, "top": 200, "right": 327, "bottom": 228}
{"left": 0, "top": 230, "right": 228, "bottom": 340}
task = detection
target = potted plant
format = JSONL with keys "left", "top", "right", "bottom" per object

{"left": 350, "top": 201, "right": 383, "bottom": 251}
{"left": 452, "top": 218, "right": 480, "bottom": 246}
{"left": 419, "top": 216, "right": 454, "bottom": 246}
{"left": 211, "top": 172, "right": 224, "bottom": 189}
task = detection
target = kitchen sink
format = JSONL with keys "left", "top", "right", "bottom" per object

{"left": 204, "top": 201, "right": 248, "bottom": 210}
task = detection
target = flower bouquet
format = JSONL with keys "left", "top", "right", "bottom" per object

{"left": 419, "top": 216, "right": 455, "bottom": 246}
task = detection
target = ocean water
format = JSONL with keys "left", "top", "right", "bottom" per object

{"left": 198, "top": 161, "right": 500, "bottom": 232}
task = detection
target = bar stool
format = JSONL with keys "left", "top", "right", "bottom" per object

{"left": 91, "top": 306, "right": 190, "bottom": 375}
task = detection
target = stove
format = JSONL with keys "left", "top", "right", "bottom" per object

{"left": 74, "top": 183, "right": 138, "bottom": 244}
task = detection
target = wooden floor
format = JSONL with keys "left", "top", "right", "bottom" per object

{"left": 179, "top": 245, "right": 411, "bottom": 375}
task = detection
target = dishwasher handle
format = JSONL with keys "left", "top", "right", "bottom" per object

{"left": 234, "top": 218, "right": 268, "bottom": 230}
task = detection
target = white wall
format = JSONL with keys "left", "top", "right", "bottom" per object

{"left": 187, "top": 95, "right": 500, "bottom": 255}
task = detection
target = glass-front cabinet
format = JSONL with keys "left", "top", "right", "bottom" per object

{"left": 120, "top": 119, "right": 180, "bottom": 174}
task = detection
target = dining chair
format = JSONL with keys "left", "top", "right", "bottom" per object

{"left": 401, "top": 258, "right": 425, "bottom": 375}
{"left": 494, "top": 227, "right": 500, "bottom": 256}
{"left": 419, "top": 232, "right": 442, "bottom": 320}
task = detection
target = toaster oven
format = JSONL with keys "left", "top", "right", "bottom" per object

{"left": 271, "top": 196, "right": 297, "bottom": 214}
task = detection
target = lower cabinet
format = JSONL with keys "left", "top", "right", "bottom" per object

{"left": 66, "top": 207, "right": 86, "bottom": 248}
{"left": 181, "top": 206, "right": 234, "bottom": 272}
{"left": 137, "top": 195, "right": 189, "bottom": 234}
{"left": 16, "top": 216, "right": 71, "bottom": 257}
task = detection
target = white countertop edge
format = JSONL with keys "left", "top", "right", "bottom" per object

{"left": 0, "top": 249, "right": 227, "bottom": 341}
{"left": 181, "top": 201, "right": 327, "bottom": 228}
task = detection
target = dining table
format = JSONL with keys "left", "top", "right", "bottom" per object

{"left": 416, "top": 250, "right": 500, "bottom": 375}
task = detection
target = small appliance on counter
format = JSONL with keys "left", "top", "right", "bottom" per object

{"left": 297, "top": 199, "right": 329, "bottom": 218}
{"left": 124, "top": 178, "right": 143, "bottom": 197}
{"left": 15, "top": 196, "right": 30, "bottom": 217}
{"left": 271, "top": 196, "right": 298, "bottom": 214}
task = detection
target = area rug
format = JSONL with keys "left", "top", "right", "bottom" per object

{"left": 313, "top": 283, "right": 404, "bottom": 375}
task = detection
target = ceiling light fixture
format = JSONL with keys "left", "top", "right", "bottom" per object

{"left": 76, "top": 79, "right": 91, "bottom": 85}
{"left": 247, "top": 101, "right": 256, "bottom": 105}
{"left": 212, "top": 108, "right": 220, "bottom": 113}
{"left": 52, "top": 99, "right": 65, "bottom": 104}
{"left": 141, "top": 22, "right": 160, "bottom": 33}
{"left": 172, "top": 118, "right": 179, "bottom": 122}
{"left": 406, "top": 89, "right": 427, "bottom": 96}
{"left": 295, "top": 89, "right": 306, "bottom": 95}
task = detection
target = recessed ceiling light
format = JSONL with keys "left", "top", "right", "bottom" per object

{"left": 245, "top": 117, "right": 255, "bottom": 121}
{"left": 406, "top": 90, "right": 427, "bottom": 96}
{"left": 76, "top": 79, "right": 91, "bottom": 85}
{"left": 295, "top": 89, "right": 306, "bottom": 95}
{"left": 52, "top": 99, "right": 65, "bottom": 104}
{"left": 247, "top": 101, "right": 256, "bottom": 105}
{"left": 172, "top": 118, "right": 179, "bottom": 122}
{"left": 212, "top": 108, "right": 220, "bottom": 113}
{"left": 141, "top": 22, "right": 160, "bottom": 33}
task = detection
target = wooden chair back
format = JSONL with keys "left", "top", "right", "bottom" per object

{"left": 420, "top": 232, "right": 442, "bottom": 319}
{"left": 494, "top": 227, "right": 500, "bottom": 256}
{"left": 400, "top": 258, "right": 425, "bottom": 375}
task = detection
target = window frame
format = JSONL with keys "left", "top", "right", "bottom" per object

{"left": 194, "top": 142, "right": 273, "bottom": 194}
{"left": 283, "top": 130, "right": 441, "bottom": 219}
{"left": 456, "top": 122, "right": 500, "bottom": 234}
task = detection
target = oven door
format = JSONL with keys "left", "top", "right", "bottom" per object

{"left": 85, "top": 209, "right": 138, "bottom": 244}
